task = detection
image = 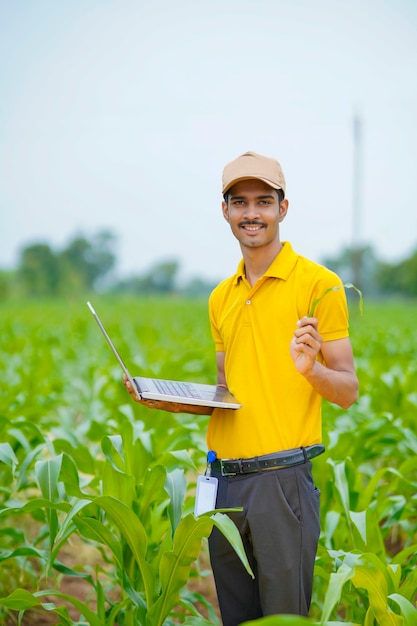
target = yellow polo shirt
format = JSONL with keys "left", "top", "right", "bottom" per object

{"left": 207, "top": 242, "right": 349, "bottom": 459}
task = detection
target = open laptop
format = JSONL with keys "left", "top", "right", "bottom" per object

{"left": 87, "top": 302, "right": 241, "bottom": 410}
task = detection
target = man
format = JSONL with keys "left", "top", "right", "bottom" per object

{"left": 125, "top": 150, "right": 358, "bottom": 624}
{"left": 206, "top": 151, "right": 358, "bottom": 624}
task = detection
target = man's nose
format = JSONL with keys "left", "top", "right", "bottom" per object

{"left": 244, "top": 202, "right": 260, "bottom": 219}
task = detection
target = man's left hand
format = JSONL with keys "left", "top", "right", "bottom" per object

{"left": 290, "top": 317, "right": 322, "bottom": 375}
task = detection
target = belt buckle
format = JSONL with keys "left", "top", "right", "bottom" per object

{"left": 220, "top": 459, "right": 238, "bottom": 476}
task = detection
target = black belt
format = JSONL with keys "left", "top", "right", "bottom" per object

{"left": 211, "top": 444, "right": 325, "bottom": 477}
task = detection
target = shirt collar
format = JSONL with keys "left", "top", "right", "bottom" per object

{"left": 234, "top": 241, "right": 298, "bottom": 284}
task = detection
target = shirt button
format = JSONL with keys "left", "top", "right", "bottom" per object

{"left": 246, "top": 299, "right": 251, "bottom": 305}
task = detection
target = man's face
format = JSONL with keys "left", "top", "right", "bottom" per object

{"left": 222, "top": 179, "right": 288, "bottom": 250}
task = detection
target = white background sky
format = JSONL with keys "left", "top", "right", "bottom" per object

{"left": 1, "top": 0, "right": 416, "bottom": 283}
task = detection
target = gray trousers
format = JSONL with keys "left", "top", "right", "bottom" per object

{"left": 208, "top": 461, "right": 320, "bottom": 626}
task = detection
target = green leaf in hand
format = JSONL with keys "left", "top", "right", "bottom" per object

{"left": 308, "top": 283, "right": 363, "bottom": 318}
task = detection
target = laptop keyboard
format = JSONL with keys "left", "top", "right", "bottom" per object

{"left": 153, "top": 379, "right": 200, "bottom": 399}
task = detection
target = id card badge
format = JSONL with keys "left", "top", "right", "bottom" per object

{"left": 194, "top": 475, "right": 218, "bottom": 516}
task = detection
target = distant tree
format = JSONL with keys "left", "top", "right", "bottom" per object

{"left": 58, "top": 230, "right": 117, "bottom": 293}
{"left": 182, "top": 276, "right": 217, "bottom": 297}
{"left": 111, "top": 259, "right": 180, "bottom": 295}
{"left": 111, "top": 275, "right": 148, "bottom": 295}
{"left": 17, "top": 243, "right": 60, "bottom": 297}
{"left": 148, "top": 260, "right": 179, "bottom": 293}
{"left": 400, "top": 249, "right": 417, "bottom": 297}
{"left": 375, "top": 247, "right": 417, "bottom": 297}
{"left": 15, "top": 230, "right": 117, "bottom": 298}
{"left": 0, "top": 270, "right": 14, "bottom": 300}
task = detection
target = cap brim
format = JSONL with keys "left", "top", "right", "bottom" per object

{"left": 222, "top": 176, "right": 282, "bottom": 195}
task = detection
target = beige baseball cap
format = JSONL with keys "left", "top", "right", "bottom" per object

{"left": 222, "top": 151, "right": 286, "bottom": 196}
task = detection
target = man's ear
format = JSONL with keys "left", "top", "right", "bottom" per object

{"left": 222, "top": 201, "right": 230, "bottom": 222}
{"left": 279, "top": 199, "right": 289, "bottom": 221}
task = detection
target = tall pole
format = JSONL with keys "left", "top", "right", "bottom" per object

{"left": 351, "top": 113, "right": 363, "bottom": 289}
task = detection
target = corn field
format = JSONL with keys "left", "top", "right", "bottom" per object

{"left": 0, "top": 297, "right": 416, "bottom": 625}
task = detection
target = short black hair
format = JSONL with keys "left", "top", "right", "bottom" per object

{"left": 223, "top": 187, "right": 285, "bottom": 203}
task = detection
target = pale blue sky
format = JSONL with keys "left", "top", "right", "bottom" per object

{"left": 1, "top": 0, "right": 416, "bottom": 282}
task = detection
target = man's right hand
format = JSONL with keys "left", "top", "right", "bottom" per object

{"left": 122, "top": 374, "right": 213, "bottom": 415}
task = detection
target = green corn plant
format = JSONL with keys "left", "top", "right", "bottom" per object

{"left": 0, "top": 491, "right": 252, "bottom": 626}
{"left": 308, "top": 282, "right": 364, "bottom": 317}
{"left": 319, "top": 551, "right": 417, "bottom": 625}
{"left": 242, "top": 549, "right": 417, "bottom": 625}
{"left": 0, "top": 419, "right": 254, "bottom": 625}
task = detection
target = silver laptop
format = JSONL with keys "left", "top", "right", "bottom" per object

{"left": 87, "top": 302, "right": 241, "bottom": 410}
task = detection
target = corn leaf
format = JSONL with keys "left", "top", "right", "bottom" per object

{"left": 53, "top": 497, "right": 93, "bottom": 546}
{"left": 321, "top": 561, "right": 356, "bottom": 622}
{"left": 102, "top": 434, "right": 125, "bottom": 471}
{"left": 58, "top": 452, "right": 89, "bottom": 498}
{"left": 93, "top": 494, "right": 158, "bottom": 607}
{"left": 137, "top": 464, "right": 168, "bottom": 521}
{"left": 0, "top": 498, "right": 70, "bottom": 517}
{"left": 0, "top": 546, "right": 47, "bottom": 563}
{"left": 327, "top": 459, "right": 351, "bottom": 521}
{"left": 35, "top": 455, "right": 63, "bottom": 502}
{"left": 147, "top": 514, "right": 215, "bottom": 626}
{"left": 15, "top": 442, "right": 46, "bottom": 491}
{"left": 35, "top": 455, "right": 64, "bottom": 554}
{"left": 102, "top": 458, "right": 136, "bottom": 507}
{"left": 147, "top": 511, "right": 254, "bottom": 626}
{"left": 210, "top": 511, "right": 254, "bottom": 578}
{"left": 349, "top": 508, "right": 385, "bottom": 556}
{"left": 308, "top": 282, "right": 363, "bottom": 317}
{"left": 165, "top": 468, "right": 186, "bottom": 535}
{"left": 73, "top": 516, "right": 124, "bottom": 569}
{"left": 351, "top": 553, "right": 399, "bottom": 626}
{"left": 0, "top": 588, "right": 42, "bottom": 610}
{"left": 388, "top": 593, "right": 417, "bottom": 624}
{"left": 0, "top": 442, "right": 19, "bottom": 476}
{"left": 388, "top": 561, "right": 417, "bottom": 603}
{"left": 35, "top": 590, "right": 102, "bottom": 626}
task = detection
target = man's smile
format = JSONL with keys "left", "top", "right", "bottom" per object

{"left": 239, "top": 221, "right": 266, "bottom": 232}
